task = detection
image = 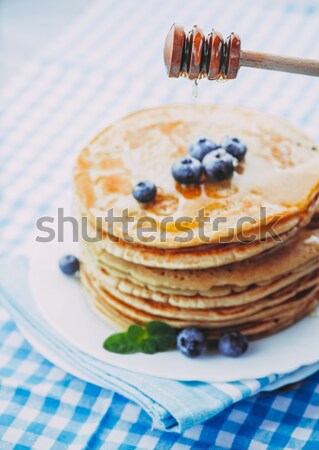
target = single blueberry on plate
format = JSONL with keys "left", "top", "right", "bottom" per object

{"left": 189, "top": 137, "right": 219, "bottom": 161}
{"left": 218, "top": 331, "right": 248, "bottom": 357}
{"left": 172, "top": 157, "right": 202, "bottom": 185}
{"left": 177, "top": 327, "right": 207, "bottom": 358}
{"left": 59, "top": 255, "right": 80, "bottom": 275}
{"left": 202, "top": 149, "right": 235, "bottom": 181}
{"left": 132, "top": 181, "right": 157, "bottom": 203}
{"left": 221, "top": 136, "right": 247, "bottom": 161}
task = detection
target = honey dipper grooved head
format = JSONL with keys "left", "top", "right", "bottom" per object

{"left": 164, "top": 23, "right": 241, "bottom": 80}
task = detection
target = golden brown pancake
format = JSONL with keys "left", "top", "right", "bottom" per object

{"left": 81, "top": 268, "right": 319, "bottom": 339}
{"left": 74, "top": 104, "right": 319, "bottom": 339}
{"left": 81, "top": 227, "right": 319, "bottom": 292}
{"left": 74, "top": 105, "right": 319, "bottom": 251}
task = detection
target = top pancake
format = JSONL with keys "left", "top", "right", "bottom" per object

{"left": 74, "top": 104, "right": 319, "bottom": 249}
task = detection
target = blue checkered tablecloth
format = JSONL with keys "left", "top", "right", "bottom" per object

{"left": 1, "top": 0, "right": 319, "bottom": 448}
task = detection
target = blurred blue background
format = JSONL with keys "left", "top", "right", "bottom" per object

{"left": 0, "top": 0, "right": 91, "bottom": 85}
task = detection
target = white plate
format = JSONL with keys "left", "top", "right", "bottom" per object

{"left": 29, "top": 221, "right": 319, "bottom": 382}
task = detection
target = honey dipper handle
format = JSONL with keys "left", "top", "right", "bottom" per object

{"left": 163, "top": 24, "right": 319, "bottom": 79}
{"left": 240, "top": 50, "right": 319, "bottom": 77}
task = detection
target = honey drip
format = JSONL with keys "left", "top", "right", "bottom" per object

{"left": 192, "top": 79, "right": 199, "bottom": 100}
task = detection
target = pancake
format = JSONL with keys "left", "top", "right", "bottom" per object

{"left": 81, "top": 231, "right": 319, "bottom": 338}
{"left": 84, "top": 255, "right": 319, "bottom": 308}
{"left": 81, "top": 268, "right": 319, "bottom": 339}
{"left": 82, "top": 265, "right": 319, "bottom": 319}
{"left": 81, "top": 227, "right": 319, "bottom": 292}
{"left": 74, "top": 104, "right": 319, "bottom": 253}
{"left": 74, "top": 104, "right": 319, "bottom": 341}
{"left": 75, "top": 199, "right": 318, "bottom": 269}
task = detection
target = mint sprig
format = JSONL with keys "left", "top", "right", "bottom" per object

{"left": 103, "top": 321, "right": 176, "bottom": 354}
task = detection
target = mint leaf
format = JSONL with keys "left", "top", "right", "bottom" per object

{"left": 139, "top": 339, "right": 157, "bottom": 354}
{"left": 146, "top": 321, "right": 176, "bottom": 351}
{"left": 127, "top": 324, "right": 147, "bottom": 342}
{"left": 103, "top": 332, "right": 138, "bottom": 354}
{"left": 103, "top": 321, "right": 176, "bottom": 354}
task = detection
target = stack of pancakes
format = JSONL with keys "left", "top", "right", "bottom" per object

{"left": 74, "top": 105, "right": 319, "bottom": 339}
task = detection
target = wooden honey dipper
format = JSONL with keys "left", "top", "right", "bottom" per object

{"left": 164, "top": 24, "right": 319, "bottom": 80}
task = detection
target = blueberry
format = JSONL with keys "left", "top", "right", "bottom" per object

{"left": 172, "top": 157, "right": 202, "bottom": 185}
{"left": 202, "top": 149, "right": 236, "bottom": 181}
{"left": 132, "top": 181, "right": 157, "bottom": 203}
{"left": 218, "top": 331, "right": 248, "bottom": 357}
{"left": 221, "top": 136, "right": 247, "bottom": 161}
{"left": 59, "top": 255, "right": 80, "bottom": 275}
{"left": 177, "top": 327, "right": 207, "bottom": 358}
{"left": 189, "top": 137, "right": 219, "bottom": 161}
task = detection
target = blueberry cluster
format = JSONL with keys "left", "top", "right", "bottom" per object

{"left": 177, "top": 327, "right": 249, "bottom": 358}
{"left": 132, "top": 136, "right": 246, "bottom": 203}
{"left": 172, "top": 136, "right": 247, "bottom": 185}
